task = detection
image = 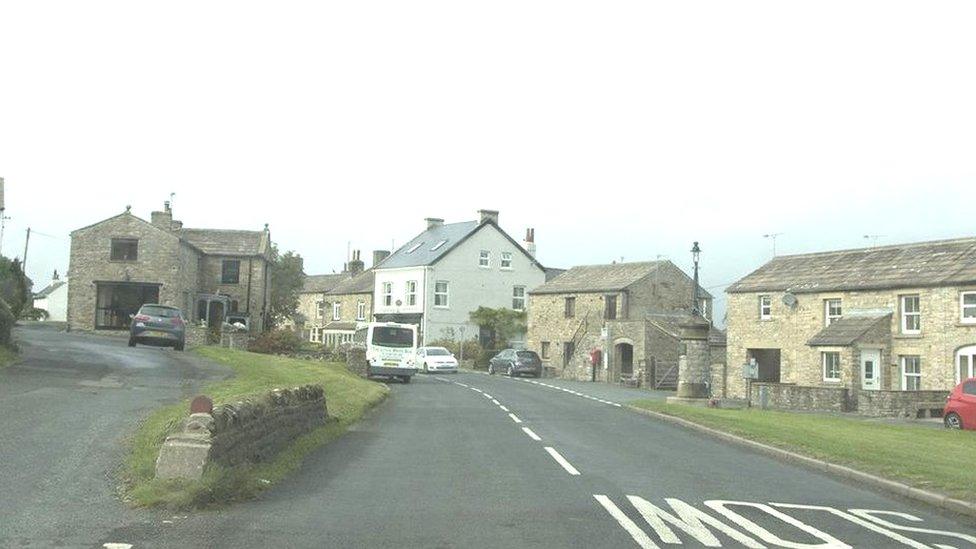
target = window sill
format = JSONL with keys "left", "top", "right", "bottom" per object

{"left": 219, "top": 282, "right": 241, "bottom": 286}
{"left": 108, "top": 259, "right": 138, "bottom": 263}
{"left": 957, "top": 322, "right": 976, "bottom": 328}
{"left": 894, "top": 333, "right": 923, "bottom": 339}
{"left": 433, "top": 305, "right": 450, "bottom": 309}
{"left": 823, "top": 378, "right": 842, "bottom": 383}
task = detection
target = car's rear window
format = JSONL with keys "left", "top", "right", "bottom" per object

{"left": 426, "top": 348, "right": 451, "bottom": 356}
{"left": 517, "top": 351, "right": 540, "bottom": 360}
{"left": 140, "top": 306, "right": 180, "bottom": 318}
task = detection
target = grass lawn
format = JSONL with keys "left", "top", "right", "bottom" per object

{"left": 630, "top": 400, "right": 976, "bottom": 502}
{"left": 0, "top": 345, "right": 17, "bottom": 369}
{"left": 125, "top": 347, "right": 388, "bottom": 509}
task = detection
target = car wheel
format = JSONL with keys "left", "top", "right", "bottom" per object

{"left": 424, "top": 363, "right": 429, "bottom": 374}
{"left": 488, "top": 363, "right": 495, "bottom": 375}
{"left": 402, "top": 375, "right": 412, "bottom": 384}
{"left": 945, "top": 412, "right": 963, "bottom": 430}
{"left": 128, "top": 338, "right": 137, "bottom": 347}
{"left": 507, "top": 364, "right": 514, "bottom": 377}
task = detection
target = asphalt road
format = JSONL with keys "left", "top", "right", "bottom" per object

{"left": 3, "top": 328, "right": 975, "bottom": 548}
{"left": 0, "top": 324, "right": 229, "bottom": 548}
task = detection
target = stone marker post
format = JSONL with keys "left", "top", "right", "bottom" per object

{"left": 668, "top": 316, "right": 712, "bottom": 404}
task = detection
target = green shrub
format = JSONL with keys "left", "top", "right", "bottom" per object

{"left": 23, "top": 307, "right": 49, "bottom": 321}
{"left": 0, "top": 298, "right": 14, "bottom": 347}
{"left": 248, "top": 329, "right": 303, "bottom": 355}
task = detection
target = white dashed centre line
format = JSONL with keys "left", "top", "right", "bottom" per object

{"left": 545, "top": 447, "right": 581, "bottom": 475}
{"left": 483, "top": 393, "right": 493, "bottom": 399}
{"left": 522, "top": 427, "right": 542, "bottom": 441}
{"left": 491, "top": 399, "right": 500, "bottom": 406}
{"left": 499, "top": 405, "right": 510, "bottom": 412}
{"left": 454, "top": 382, "right": 469, "bottom": 388}
{"left": 471, "top": 388, "right": 483, "bottom": 393}
{"left": 508, "top": 413, "right": 523, "bottom": 424}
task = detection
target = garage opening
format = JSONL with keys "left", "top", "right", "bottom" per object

{"left": 747, "top": 348, "right": 782, "bottom": 382}
{"left": 95, "top": 282, "right": 160, "bottom": 329}
{"left": 615, "top": 342, "right": 634, "bottom": 376}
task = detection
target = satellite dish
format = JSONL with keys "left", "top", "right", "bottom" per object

{"left": 782, "top": 292, "right": 798, "bottom": 308}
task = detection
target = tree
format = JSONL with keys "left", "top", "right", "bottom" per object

{"left": 267, "top": 245, "right": 306, "bottom": 329}
{"left": 0, "top": 257, "right": 31, "bottom": 319}
{"left": 469, "top": 306, "right": 527, "bottom": 349}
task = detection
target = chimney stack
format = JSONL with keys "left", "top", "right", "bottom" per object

{"left": 348, "top": 250, "right": 365, "bottom": 275}
{"left": 523, "top": 228, "right": 537, "bottom": 257}
{"left": 478, "top": 209, "right": 499, "bottom": 225}
{"left": 425, "top": 217, "right": 444, "bottom": 231}
{"left": 372, "top": 250, "right": 391, "bottom": 267}
{"left": 151, "top": 201, "right": 174, "bottom": 230}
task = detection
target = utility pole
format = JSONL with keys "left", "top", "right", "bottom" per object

{"left": 23, "top": 227, "right": 31, "bottom": 273}
{"left": 0, "top": 214, "right": 9, "bottom": 256}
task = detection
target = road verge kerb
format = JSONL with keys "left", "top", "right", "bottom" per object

{"left": 624, "top": 405, "right": 976, "bottom": 520}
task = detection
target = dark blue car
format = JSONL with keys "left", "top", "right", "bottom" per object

{"left": 128, "top": 304, "right": 187, "bottom": 351}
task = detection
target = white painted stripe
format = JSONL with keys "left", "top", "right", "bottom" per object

{"left": 499, "top": 405, "right": 510, "bottom": 412}
{"left": 522, "top": 427, "right": 542, "bottom": 441}
{"left": 104, "top": 544, "right": 134, "bottom": 549}
{"left": 491, "top": 399, "right": 500, "bottom": 405}
{"left": 509, "top": 413, "right": 523, "bottom": 424}
{"left": 471, "top": 388, "right": 483, "bottom": 393}
{"left": 454, "top": 382, "right": 469, "bottom": 388}
{"left": 594, "top": 496, "right": 658, "bottom": 549}
{"left": 611, "top": 403, "right": 622, "bottom": 407}
{"left": 483, "top": 393, "right": 493, "bottom": 399}
{"left": 545, "top": 447, "right": 581, "bottom": 475}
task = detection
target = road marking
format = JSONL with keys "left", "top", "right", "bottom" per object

{"left": 772, "top": 503, "right": 931, "bottom": 548}
{"left": 471, "top": 387, "right": 483, "bottom": 393}
{"left": 104, "top": 544, "right": 133, "bottom": 549}
{"left": 848, "top": 510, "right": 976, "bottom": 545}
{"left": 483, "top": 393, "right": 493, "bottom": 399}
{"left": 454, "top": 382, "right": 469, "bottom": 388}
{"left": 545, "top": 447, "right": 580, "bottom": 475}
{"left": 594, "top": 495, "right": 659, "bottom": 549}
{"left": 508, "top": 413, "right": 523, "bottom": 424}
{"left": 522, "top": 427, "right": 542, "bottom": 441}
{"left": 491, "top": 399, "right": 500, "bottom": 405}
{"left": 499, "top": 405, "right": 510, "bottom": 412}
{"left": 704, "top": 500, "right": 850, "bottom": 549}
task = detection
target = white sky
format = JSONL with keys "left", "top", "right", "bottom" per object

{"left": 2, "top": 1, "right": 975, "bottom": 324}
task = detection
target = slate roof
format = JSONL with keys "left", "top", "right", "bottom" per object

{"left": 180, "top": 228, "right": 270, "bottom": 257}
{"left": 645, "top": 312, "right": 726, "bottom": 346}
{"left": 379, "top": 221, "right": 482, "bottom": 269}
{"left": 328, "top": 270, "right": 375, "bottom": 295}
{"left": 544, "top": 267, "right": 567, "bottom": 281}
{"left": 302, "top": 273, "right": 350, "bottom": 293}
{"left": 807, "top": 314, "right": 891, "bottom": 346}
{"left": 728, "top": 237, "right": 976, "bottom": 294}
{"left": 324, "top": 321, "right": 360, "bottom": 331}
{"left": 34, "top": 280, "right": 67, "bottom": 299}
{"left": 531, "top": 261, "right": 665, "bottom": 294}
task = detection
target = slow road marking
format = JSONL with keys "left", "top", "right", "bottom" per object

{"left": 545, "top": 446, "right": 580, "bottom": 475}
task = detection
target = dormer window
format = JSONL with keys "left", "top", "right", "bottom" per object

{"left": 406, "top": 242, "right": 424, "bottom": 254}
{"left": 430, "top": 240, "right": 447, "bottom": 251}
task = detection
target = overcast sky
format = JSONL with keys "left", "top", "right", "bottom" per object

{"left": 2, "top": 1, "right": 974, "bottom": 324}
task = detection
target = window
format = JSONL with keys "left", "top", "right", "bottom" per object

{"left": 961, "top": 292, "right": 976, "bottom": 324}
{"left": 110, "top": 238, "right": 138, "bottom": 261}
{"left": 901, "top": 295, "right": 921, "bottom": 334}
{"left": 957, "top": 345, "right": 976, "bottom": 383}
{"left": 406, "top": 280, "right": 418, "bottom": 306}
{"left": 824, "top": 299, "right": 842, "bottom": 326}
{"left": 901, "top": 356, "right": 921, "bottom": 391}
{"left": 512, "top": 286, "right": 525, "bottom": 311}
{"left": 699, "top": 298, "right": 709, "bottom": 320}
{"left": 221, "top": 260, "right": 241, "bottom": 284}
{"left": 333, "top": 302, "right": 341, "bottom": 321}
{"left": 382, "top": 282, "right": 393, "bottom": 307}
{"left": 357, "top": 301, "right": 366, "bottom": 321}
{"left": 605, "top": 294, "right": 618, "bottom": 320}
{"left": 822, "top": 352, "right": 841, "bottom": 381}
{"left": 430, "top": 240, "right": 447, "bottom": 251}
{"left": 965, "top": 381, "right": 976, "bottom": 396}
{"left": 317, "top": 300, "right": 326, "bottom": 319}
{"left": 501, "top": 252, "right": 513, "bottom": 269}
{"left": 479, "top": 250, "right": 490, "bottom": 268}
{"left": 759, "top": 295, "right": 772, "bottom": 320}
{"left": 563, "top": 341, "right": 575, "bottom": 368}
{"left": 434, "top": 281, "right": 449, "bottom": 307}
{"left": 406, "top": 242, "right": 424, "bottom": 254}
{"left": 541, "top": 341, "right": 550, "bottom": 360}
{"left": 564, "top": 296, "right": 576, "bottom": 318}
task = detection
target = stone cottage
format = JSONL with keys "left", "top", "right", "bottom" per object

{"left": 67, "top": 203, "right": 272, "bottom": 333}
{"left": 526, "top": 261, "right": 722, "bottom": 387}
{"left": 724, "top": 237, "right": 976, "bottom": 414}
{"left": 297, "top": 250, "right": 388, "bottom": 345}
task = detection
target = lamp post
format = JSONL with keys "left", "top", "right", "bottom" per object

{"left": 691, "top": 241, "right": 701, "bottom": 317}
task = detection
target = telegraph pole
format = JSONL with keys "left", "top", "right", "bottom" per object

{"left": 23, "top": 227, "right": 31, "bottom": 273}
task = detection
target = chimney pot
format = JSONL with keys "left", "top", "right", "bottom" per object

{"left": 478, "top": 209, "right": 499, "bottom": 225}
{"left": 372, "top": 250, "right": 391, "bottom": 267}
{"left": 523, "top": 227, "right": 537, "bottom": 258}
{"left": 425, "top": 217, "right": 444, "bottom": 230}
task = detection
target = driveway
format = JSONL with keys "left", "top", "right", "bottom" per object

{"left": 0, "top": 324, "right": 229, "bottom": 548}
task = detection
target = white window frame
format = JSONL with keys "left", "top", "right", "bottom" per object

{"left": 434, "top": 281, "right": 449, "bottom": 308}
{"left": 512, "top": 286, "right": 526, "bottom": 311}
{"left": 900, "top": 295, "right": 921, "bottom": 334}
{"left": 901, "top": 355, "right": 921, "bottom": 391}
{"left": 961, "top": 291, "right": 976, "bottom": 324}
{"left": 759, "top": 295, "right": 772, "bottom": 320}
{"left": 406, "top": 280, "right": 418, "bottom": 306}
{"left": 357, "top": 300, "right": 366, "bottom": 321}
{"left": 824, "top": 299, "right": 842, "bottom": 326}
{"left": 317, "top": 300, "right": 326, "bottom": 319}
{"left": 382, "top": 282, "right": 393, "bottom": 307}
{"left": 479, "top": 250, "right": 491, "bottom": 268}
{"left": 501, "top": 252, "right": 513, "bottom": 270}
{"left": 699, "top": 298, "right": 709, "bottom": 320}
{"left": 332, "top": 302, "right": 341, "bottom": 321}
{"left": 822, "top": 351, "right": 841, "bottom": 382}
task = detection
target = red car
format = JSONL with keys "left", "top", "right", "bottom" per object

{"left": 944, "top": 377, "right": 976, "bottom": 430}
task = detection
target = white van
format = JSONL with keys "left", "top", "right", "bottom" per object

{"left": 354, "top": 322, "right": 418, "bottom": 383}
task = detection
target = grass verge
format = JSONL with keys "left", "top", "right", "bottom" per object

{"left": 125, "top": 347, "right": 388, "bottom": 509}
{"left": 0, "top": 345, "right": 17, "bottom": 369}
{"left": 629, "top": 400, "right": 976, "bottom": 502}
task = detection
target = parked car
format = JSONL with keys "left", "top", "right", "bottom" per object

{"left": 416, "top": 347, "right": 459, "bottom": 373}
{"left": 128, "top": 304, "right": 187, "bottom": 351}
{"left": 487, "top": 349, "right": 542, "bottom": 378}
{"left": 944, "top": 377, "right": 976, "bottom": 430}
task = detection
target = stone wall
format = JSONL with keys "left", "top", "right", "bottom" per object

{"left": 197, "top": 255, "right": 271, "bottom": 333}
{"left": 155, "top": 385, "right": 327, "bottom": 480}
{"left": 221, "top": 331, "right": 249, "bottom": 350}
{"left": 750, "top": 382, "right": 853, "bottom": 413}
{"left": 345, "top": 346, "right": 367, "bottom": 377}
{"left": 855, "top": 389, "right": 949, "bottom": 418}
{"left": 185, "top": 325, "right": 208, "bottom": 348}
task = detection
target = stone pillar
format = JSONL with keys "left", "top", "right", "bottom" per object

{"left": 675, "top": 316, "right": 712, "bottom": 399}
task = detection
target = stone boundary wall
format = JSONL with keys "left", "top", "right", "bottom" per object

{"left": 185, "top": 325, "right": 208, "bottom": 348}
{"left": 750, "top": 382, "right": 853, "bottom": 413}
{"left": 155, "top": 385, "right": 327, "bottom": 480}
{"left": 855, "top": 389, "right": 949, "bottom": 418}
{"left": 345, "top": 346, "right": 367, "bottom": 377}
{"left": 220, "top": 331, "right": 249, "bottom": 350}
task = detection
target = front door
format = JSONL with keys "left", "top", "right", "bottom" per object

{"left": 861, "top": 349, "right": 881, "bottom": 391}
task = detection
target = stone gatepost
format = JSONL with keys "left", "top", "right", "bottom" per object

{"left": 668, "top": 317, "right": 712, "bottom": 405}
